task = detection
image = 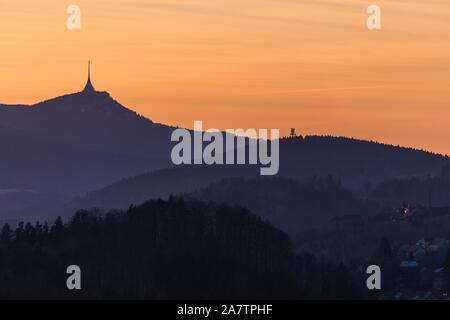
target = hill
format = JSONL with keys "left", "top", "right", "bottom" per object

{"left": 0, "top": 89, "right": 174, "bottom": 219}
{"left": 0, "top": 197, "right": 364, "bottom": 299}
{"left": 371, "top": 163, "right": 450, "bottom": 207}
{"left": 191, "top": 176, "right": 378, "bottom": 234}
{"left": 1, "top": 83, "right": 448, "bottom": 221}
{"left": 0, "top": 91, "right": 174, "bottom": 160}
{"left": 70, "top": 136, "right": 449, "bottom": 217}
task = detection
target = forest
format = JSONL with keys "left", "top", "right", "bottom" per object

{"left": 0, "top": 197, "right": 364, "bottom": 299}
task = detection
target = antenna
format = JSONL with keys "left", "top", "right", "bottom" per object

{"left": 290, "top": 128, "right": 296, "bottom": 138}
{"left": 83, "top": 60, "right": 95, "bottom": 93}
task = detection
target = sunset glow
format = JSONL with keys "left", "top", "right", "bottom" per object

{"left": 1, "top": 0, "right": 449, "bottom": 154}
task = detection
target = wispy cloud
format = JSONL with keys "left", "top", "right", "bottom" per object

{"left": 259, "top": 86, "right": 386, "bottom": 95}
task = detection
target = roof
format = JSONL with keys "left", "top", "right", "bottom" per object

{"left": 434, "top": 267, "right": 444, "bottom": 273}
{"left": 400, "top": 260, "right": 418, "bottom": 268}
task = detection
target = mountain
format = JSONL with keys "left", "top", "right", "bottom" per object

{"left": 278, "top": 136, "right": 448, "bottom": 190}
{"left": 2, "top": 197, "right": 358, "bottom": 299}
{"left": 70, "top": 136, "right": 449, "bottom": 218}
{"left": 0, "top": 123, "right": 160, "bottom": 192}
{"left": 2, "top": 70, "right": 448, "bottom": 221}
{"left": 0, "top": 78, "right": 175, "bottom": 219}
{"left": 0, "top": 91, "right": 174, "bottom": 160}
{"left": 72, "top": 174, "right": 378, "bottom": 234}
{"left": 67, "top": 164, "right": 259, "bottom": 211}
{"left": 0, "top": 123, "right": 160, "bottom": 220}
{"left": 192, "top": 176, "right": 379, "bottom": 234}
{"left": 371, "top": 163, "right": 450, "bottom": 207}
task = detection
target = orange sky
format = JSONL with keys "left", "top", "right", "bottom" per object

{"left": 0, "top": 0, "right": 449, "bottom": 154}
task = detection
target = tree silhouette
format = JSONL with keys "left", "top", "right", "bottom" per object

{"left": 0, "top": 224, "right": 12, "bottom": 244}
{"left": 378, "top": 237, "right": 392, "bottom": 258}
{"left": 0, "top": 197, "right": 370, "bottom": 299}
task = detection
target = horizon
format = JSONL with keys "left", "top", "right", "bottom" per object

{"left": 2, "top": 74, "right": 449, "bottom": 158}
{"left": 1, "top": 0, "right": 449, "bottom": 155}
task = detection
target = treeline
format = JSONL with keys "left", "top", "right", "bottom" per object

{"left": 194, "top": 176, "right": 378, "bottom": 233}
{"left": 0, "top": 197, "right": 364, "bottom": 299}
{"left": 371, "top": 162, "right": 450, "bottom": 207}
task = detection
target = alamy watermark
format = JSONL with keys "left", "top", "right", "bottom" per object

{"left": 367, "top": 5, "right": 382, "bottom": 30}
{"left": 65, "top": 4, "right": 381, "bottom": 31}
{"left": 66, "top": 5, "right": 81, "bottom": 30}
{"left": 66, "top": 265, "right": 81, "bottom": 290}
{"left": 171, "top": 121, "right": 280, "bottom": 176}
{"left": 366, "top": 265, "right": 381, "bottom": 290}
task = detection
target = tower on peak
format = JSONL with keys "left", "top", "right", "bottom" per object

{"left": 83, "top": 61, "right": 96, "bottom": 93}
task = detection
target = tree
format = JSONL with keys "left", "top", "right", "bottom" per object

{"left": 14, "top": 222, "right": 25, "bottom": 243}
{"left": 378, "top": 237, "right": 392, "bottom": 258}
{"left": 35, "top": 221, "right": 43, "bottom": 242}
{"left": 24, "top": 222, "right": 36, "bottom": 243}
{"left": 444, "top": 248, "right": 450, "bottom": 291}
{"left": 445, "top": 248, "right": 450, "bottom": 271}
{"left": 50, "top": 216, "right": 65, "bottom": 243}
{"left": 0, "top": 224, "right": 12, "bottom": 244}
{"left": 43, "top": 221, "right": 49, "bottom": 234}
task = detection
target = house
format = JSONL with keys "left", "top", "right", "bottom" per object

{"left": 400, "top": 260, "right": 418, "bottom": 268}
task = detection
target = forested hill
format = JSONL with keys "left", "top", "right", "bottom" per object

{"left": 192, "top": 176, "right": 378, "bottom": 234}
{"left": 0, "top": 197, "right": 365, "bottom": 299}
{"left": 70, "top": 136, "right": 448, "bottom": 215}
{"left": 371, "top": 162, "right": 450, "bottom": 207}
{"left": 279, "top": 136, "right": 448, "bottom": 189}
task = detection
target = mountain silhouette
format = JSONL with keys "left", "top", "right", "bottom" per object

{"left": 371, "top": 162, "right": 450, "bottom": 207}
{"left": 0, "top": 66, "right": 175, "bottom": 219}
{"left": 70, "top": 136, "right": 449, "bottom": 219}
{"left": 0, "top": 62, "right": 174, "bottom": 161}
{"left": 0, "top": 91, "right": 173, "bottom": 160}
{"left": 1, "top": 65, "right": 449, "bottom": 222}
{"left": 191, "top": 176, "right": 378, "bottom": 234}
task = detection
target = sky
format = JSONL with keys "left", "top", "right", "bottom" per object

{"left": 0, "top": 0, "right": 449, "bottom": 154}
